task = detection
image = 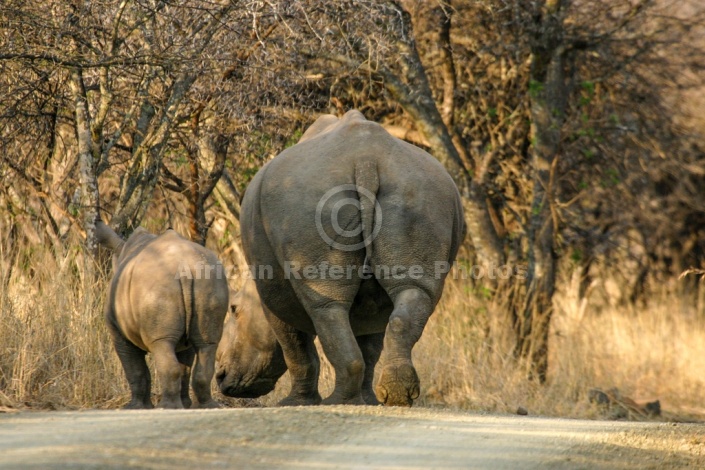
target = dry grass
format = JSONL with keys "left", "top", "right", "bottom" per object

{"left": 2, "top": 244, "right": 704, "bottom": 421}
{"left": 0, "top": 246, "right": 125, "bottom": 409}
{"left": 412, "top": 271, "right": 705, "bottom": 420}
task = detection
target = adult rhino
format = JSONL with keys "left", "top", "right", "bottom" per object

{"left": 96, "top": 221, "right": 229, "bottom": 409}
{"left": 216, "top": 110, "right": 465, "bottom": 406}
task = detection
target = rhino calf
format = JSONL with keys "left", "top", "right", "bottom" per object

{"left": 97, "top": 221, "right": 229, "bottom": 409}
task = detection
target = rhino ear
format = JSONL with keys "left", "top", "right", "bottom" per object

{"left": 95, "top": 221, "right": 125, "bottom": 252}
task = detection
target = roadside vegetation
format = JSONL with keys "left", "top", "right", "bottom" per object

{"left": 2, "top": 242, "right": 704, "bottom": 420}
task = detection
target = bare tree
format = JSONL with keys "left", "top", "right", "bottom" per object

{"left": 1, "top": 1, "right": 239, "bottom": 244}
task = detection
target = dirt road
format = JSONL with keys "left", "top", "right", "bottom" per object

{"left": 1, "top": 406, "right": 703, "bottom": 469}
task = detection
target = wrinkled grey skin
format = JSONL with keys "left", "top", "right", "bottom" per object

{"left": 217, "top": 278, "right": 289, "bottom": 399}
{"left": 97, "top": 221, "right": 229, "bottom": 409}
{"left": 216, "top": 110, "right": 465, "bottom": 407}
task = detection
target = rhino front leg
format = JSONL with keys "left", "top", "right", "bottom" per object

{"left": 375, "top": 288, "right": 433, "bottom": 407}
{"left": 266, "top": 309, "right": 321, "bottom": 406}
{"left": 357, "top": 333, "right": 383, "bottom": 405}
{"left": 111, "top": 330, "right": 153, "bottom": 409}
{"left": 191, "top": 344, "right": 220, "bottom": 408}
{"left": 176, "top": 347, "right": 195, "bottom": 409}
{"left": 310, "top": 303, "right": 366, "bottom": 405}
{"left": 151, "top": 341, "right": 185, "bottom": 409}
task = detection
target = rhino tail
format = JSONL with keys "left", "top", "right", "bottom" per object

{"left": 95, "top": 220, "right": 125, "bottom": 252}
{"left": 180, "top": 275, "right": 195, "bottom": 339}
{"left": 355, "top": 160, "right": 379, "bottom": 268}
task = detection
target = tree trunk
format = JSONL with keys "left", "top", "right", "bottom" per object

{"left": 111, "top": 72, "right": 199, "bottom": 235}
{"left": 383, "top": 1, "right": 505, "bottom": 272}
{"left": 188, "top": 125, "right": 228, "bottom": 246}
{"left": 69, "top": 68, "right": 100, "bottom": 262}
{"left": 517, "top": 0, "right": 568, "bottom": 382}
{"left": 434, "top": 1, "right": 455, "bottom": 129}
{"left": 212, "top": 171, "right": 249, "bottom": 279}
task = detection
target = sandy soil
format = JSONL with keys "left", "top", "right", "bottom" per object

{"left": 1, "top": 406, "right": 704, "bottom": 469}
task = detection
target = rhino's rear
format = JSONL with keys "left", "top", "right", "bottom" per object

{"left": 113, "top": 231, "right": 229, "bottom": 349}
{"left": 241, "top": 110, "right": 464, "bottom": 331}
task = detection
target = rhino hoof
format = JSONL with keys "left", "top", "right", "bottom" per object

{"left": 321, "top": 394, "right": 366, "bottom": 406}
{"left": 157, "top": 399, "right": 185, "bottom": 409}
{"left": 194, "top": 400, "right": 222, "bottom": 409}
{"left": 375, "top": 363, "right": 419, "bottom": 407}
{"left": 362, "top": 390, "right": 381, "bottom": 406}
{"left": 123, "top": 400, "right": 154, "bottom": 410}
{"left": 278, "top": 393, "right": 322, "bottom": 407}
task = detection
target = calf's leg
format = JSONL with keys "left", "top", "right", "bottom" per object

{"left": 151, "top": 341, "right": 184, "bottom": 409}
{"left": 176, "top": 347, "right": 195, "bottom": 409}
{"left": 111, "top": 329, "right": 153, "bottom": 409}
{"left": 191, "top": 344, "right": 220, "bottom": 408}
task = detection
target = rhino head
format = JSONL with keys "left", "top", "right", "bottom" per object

{"left": 216, "top": 278, "right": 287, "bottom": 398}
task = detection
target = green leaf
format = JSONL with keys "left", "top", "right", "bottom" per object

{"left": 570, "top": 249, "right": 583, "bottom": 264}
{"left": 284, "top": 128, "right": 304, "bottom": 148}
{"left": 529, "top": 80, "right": 544, "bottom": 98}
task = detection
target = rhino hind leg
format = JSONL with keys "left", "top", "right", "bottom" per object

{"left": 151, "top": 342, "right": 186, "bottom": 409}
{"left": 111, "top": 331, "right": 153, "bottom": 409}
{"left": 310, "top": 302, "right": 366, "bottom": 405}
{"left": 190, "top": 344, "right": 220, "bottom": 408}
{"left": 375, "top": 288, "right": 433, "bottom": 407}
{"left": 357, "top": 333, "right": 383, "bottom": 406}
{"left": 176, "top": 347, "right": 195, "bottom": 409}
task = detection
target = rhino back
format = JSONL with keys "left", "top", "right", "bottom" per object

{"left": 261, "top": 112, "right": 459, "bottom": 224}
{"left": 110, "top": 231, "right": 229, "bottom": 351}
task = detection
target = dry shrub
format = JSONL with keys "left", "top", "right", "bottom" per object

{"left": 412, "top": 272, "right": 705, "bottom": 420}
{"left": 0, "top": 244, "right": 124, "bottom": 409}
